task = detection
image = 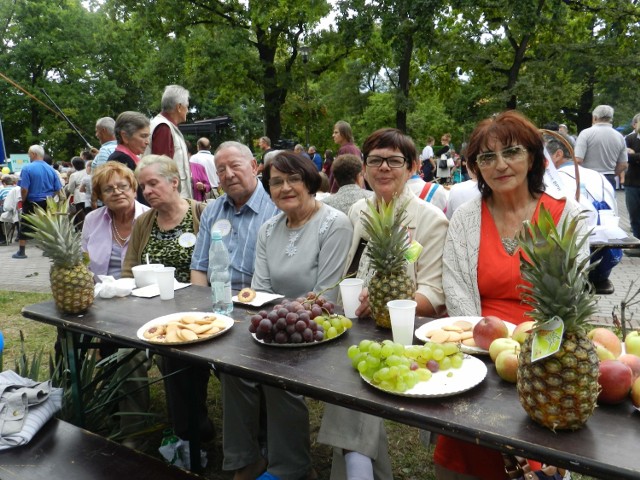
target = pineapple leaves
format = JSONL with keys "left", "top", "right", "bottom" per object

{"left": 518, "top": 205, "right": 597, "bottom": 329}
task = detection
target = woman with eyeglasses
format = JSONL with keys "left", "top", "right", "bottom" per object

{"left": 318, "top": 128, "right": 449, "bottom": 480}
{"left": 435, "top": 111, "right": 587, "bottom": 479}
{"left": 82, "top": 161, "right": 149, "bottom": 279}
{"left": 228, "top": 151, "right": 352, "bottom": 480}
{"left": 81, "top": 160, "right": 150, "bottom": 446}
{"left": 121, "top": 154, "right": 213, "bottom": 449}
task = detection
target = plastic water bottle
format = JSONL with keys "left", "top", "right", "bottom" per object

{"left": 209, "top": 230, "right": 233, "bottom": 314}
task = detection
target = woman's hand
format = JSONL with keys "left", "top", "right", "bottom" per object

{"left": 196, "top": 181, "right": 205, "bottom": 191}
{"left": 355, "top": 287, "right": 371, "bottom": 318}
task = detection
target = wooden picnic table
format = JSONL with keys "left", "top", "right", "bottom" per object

{"left": 21, "top": 285, "right": 640, "bottom": 479}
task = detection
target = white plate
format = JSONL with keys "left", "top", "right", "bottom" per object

{"left": 414, "top": 316, "right": 516, "bottom": 355}
{"left": 251, "top": 326, "right": 348, "bottom": 347}
{"left": 361, "top": 354, "right": 487, "bottom": 398}
{"left": 232, "top": 291, "right": 284, "bottom": 307}
{"left": 137, "top": 311, "right": 234, "bottom": 345}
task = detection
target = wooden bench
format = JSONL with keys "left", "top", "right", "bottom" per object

{"left": 0, "top": 418, "right": 202, "bottom": 479}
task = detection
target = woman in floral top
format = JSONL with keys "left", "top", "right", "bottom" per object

{"left": 122, "top": 154, "right": 211, "bottom": 447}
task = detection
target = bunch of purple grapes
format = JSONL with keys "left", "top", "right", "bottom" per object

{"left": 248, "top": 292, "right": 336, "bottom": 344}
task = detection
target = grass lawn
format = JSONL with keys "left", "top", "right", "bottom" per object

{"left": 0, "top": 290, "right": 599, "bottom": 480}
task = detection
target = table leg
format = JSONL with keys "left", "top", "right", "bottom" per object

{"left": 65, "top": 330, "right": 85, "bottom": 427}
{"left": 186, "top": 365, "right": 203, "bottom": 473}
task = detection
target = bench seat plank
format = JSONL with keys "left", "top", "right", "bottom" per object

{"left": 0, "top": 418, "right": 201, "bottom": 479}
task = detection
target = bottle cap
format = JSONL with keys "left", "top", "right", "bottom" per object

{"left": 211, "top": 230, "right": 222, "bottom": 241}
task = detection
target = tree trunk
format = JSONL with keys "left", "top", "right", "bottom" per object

{"left": 576, "top": 78, "right": 595, "bottom": 133}
{"left": 256, "top": 28, "right": 285, "bottom": 143}
{"left": 395, "top": 32, "right": 414, "bottom": 133}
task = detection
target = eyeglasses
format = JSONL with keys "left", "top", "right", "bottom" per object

{"left": 269, "top": 173, "right": 304, "bottom": 189}
{"left": 364, "top": 155, "right": 407, "bottom": 169}
{"left": 103, "top": 183, "right": 132, "bottom": 195}
{"left": 476, "top": 145, "right": 528, "bottom": 169}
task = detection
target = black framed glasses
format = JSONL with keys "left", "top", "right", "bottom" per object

{"left": 364, "top": 155, "right": 407, "bottom": 169}
{"left": 476, "top": 145, "right": 528, "bottom": 169}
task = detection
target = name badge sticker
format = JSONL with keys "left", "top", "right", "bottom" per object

{"left": 213, "top": 219, "right": 232, "bottom": 236}
{"left": 179, "top": 232, "right": 197, "bottom": 248}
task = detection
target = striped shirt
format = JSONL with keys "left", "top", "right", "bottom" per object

{"left": 190, "top": 181, "right": 279, "bottom": 290}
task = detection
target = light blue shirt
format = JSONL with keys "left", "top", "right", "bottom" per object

{"left": 190, "top": 181, "right": 279, "bottom": 290}
{"left": 92, "top": 140, "right": 118, "bottom": 169}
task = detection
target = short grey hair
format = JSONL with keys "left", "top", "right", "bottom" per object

{"left": 1, "top": 174, "right": 16, "bottom": 185}
{"left": 95, "top": 117, "right": 115, "bottom": 135}
{"left": 543, "top": 133, "right": 573, "bottom": 160}
{"left": 136, "top": 154, "right": 181, "bottom": 192}
{"left": 632, "top": 113, "right": 640, "bottom": 133}
{"left": 215, "top": 141, "right": 254, "bottom": 161}
{"left": 592, "top": 105, "right": 614, "bottom": 122}
{"left": 161, "top": 85, "right": 189, "bottom": 112}
{"left": 114, "top": 111, "right": 150, "bottom": 144}
{"left": 263, "top": 149, "right": 283, "bottom": 165}
{"left": 29, "top": 145, "right": 45, "bottom": 158}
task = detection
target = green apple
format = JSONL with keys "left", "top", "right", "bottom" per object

{"left": 595, "top": 343, "right": 616, "bottom": 361}
{"left": 625, "top": 331, "right": 640, "bottom": 357}
{"left": 495, "top": 349, "right": 519, "bottom": 383}
{"left": 489, "top": 337, "right": 521, "bottom": 362}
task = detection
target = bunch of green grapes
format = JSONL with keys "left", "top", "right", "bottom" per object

{"left": 316, "top": 314, "right": 353, "bottom": 339}
{"left": 347, "top": 340, "right": 465, "bottom": 393}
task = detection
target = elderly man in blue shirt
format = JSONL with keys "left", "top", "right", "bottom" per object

{"left": 190, "top": 140, "right": 279, "bottom": 480}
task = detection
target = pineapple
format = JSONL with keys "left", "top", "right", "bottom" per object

{"left": 517, "top": 205, "right": 599, "bottom": 430}
{"left": 23, "top": 198, "right": 94, "bottom": 314}
{"left": 360, "top": 198, "right": 415, "bottom": 328}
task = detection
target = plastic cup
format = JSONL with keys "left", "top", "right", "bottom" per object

{"left": 132, "top": 263, "right": 164, "bottom": 288}
{"left": 387, "top": 300, "right": 417, "bottom": 345}
{"left": 598, "top": 210, "right": 619, "bottom": 229}
{"left": 156, "top": 267, "right": 176, "bottom": 300}
{"left": 339, "top": 278, "right": 364, "bottom": 318}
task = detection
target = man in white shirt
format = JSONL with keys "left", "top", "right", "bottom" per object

{"left": 546, "top": 133, "right": 621, "bottom": 295}
{"left": 574, "top": 104, "right": 627, "bottom": 190}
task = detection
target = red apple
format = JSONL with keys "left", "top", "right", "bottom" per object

{"left": 625, "top": 331, "right": 640, "bottom": 357}
{"left": 511, "top": 320, "right": 535, "bottom": 345}
{"left": 618, "top": 354, "right": 640, "bottom": 382}
{"left": 597, "top": 360, "right": 633, "bottom": 405}
{"left": 473, "top": 316, "right": 509, "bottom": 350}
{"left": 495, "top": 349, "right": 519, "bottom": 383}
{"left": 489, "top": 337, "right": 521, "bottom": 362}
{"left": 631, "top": 376, "right": 640, "bottom": 409}
{"left": 588, "top": 327, "right": 622, "bottom": 358}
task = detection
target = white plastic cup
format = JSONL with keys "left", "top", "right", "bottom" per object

{"left": 339, "top": 278, "right": 365, "bottom": 318}
{"left": 132, "top": 263, "right": 164, "bottom": 288}
{"left": 387, "top": 299, "right": 417, "bottom": 345}
{"left": 598, "top": 210, "right": 619, "bottom": 229}
{"left": 156, "top": 267, "right": 176, "bottom": 300}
